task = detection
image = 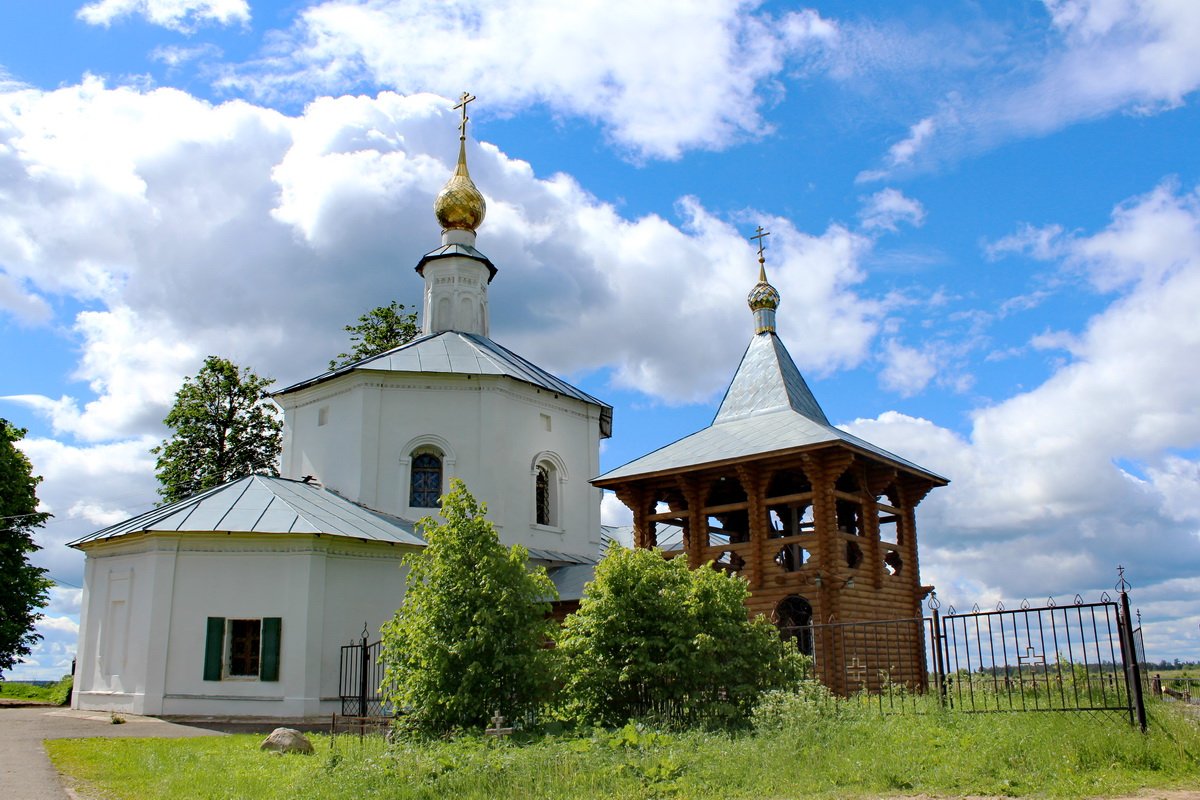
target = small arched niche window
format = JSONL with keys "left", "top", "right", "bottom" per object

{"left": 410, "top": 451, "right": 443, "bottom": 508}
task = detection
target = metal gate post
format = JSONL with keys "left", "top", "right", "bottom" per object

{"left": 1117, "top": 571, "right": 1147, "bottom": 731}
{"left": 931, "top": 604, "right": 948, "bottom": 708}
{"left": 359, "top": 623, "right": 370, "bottom": 718}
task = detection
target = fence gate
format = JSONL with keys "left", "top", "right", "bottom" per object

{"left": 928, "top": 579, "right": 1146, "bottom": 729}
{"left": 788, "top": 575, "right": 1147, "bottom": 729}
{"left": 339, "top": 628, "right": 386, "bottom": 717}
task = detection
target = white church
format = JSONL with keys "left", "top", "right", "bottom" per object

{"left": 68, "top": 96, "right": 943, "bottom": 720}
{"left": 68, "top": 98, "right": 613, "bottom": 718}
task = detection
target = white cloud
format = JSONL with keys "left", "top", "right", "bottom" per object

{"left": 0, "top": 271, "right": 52, "bottom": 324}
{"left": 222, "top": 0, "right": 837, "bottom": 160}
{"left": 150, "top": 43, "right": 224, "bottom": 68}
{"left": 878, "top": 339, "right": 937, "bottom": 396}
{"left": 844, "top": 180, "right": 1200, "bottom": 631}
{"left": 77, "top": 0, "right": 250, "bottom": 32}
{"left": 985, "top": 223, "right": 1068, "bottom": 262}
{"left": 858, "top": 187, "right": 926, "bottom": 232}
{"left": 857, "top": 0, "right": 1200, "bottom": 177}
{"left": 0, "top": 78, "right": 889, "bottom": 554}
{"left": 601, "top": 491, "right": 633, "bottom": 527}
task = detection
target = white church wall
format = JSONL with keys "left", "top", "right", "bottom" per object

{"left": 71, "top": 545, "right": 156, "bottom": 714}
{"left": 74, "top": 533, "right": 414, "bottom": 720}
{"left": 319, "top": 550, "right": 410, "bottom": 706}
{"left": 281, "top": 381, "right": 367, "bottom": 501}
{"left": 282, "top": 367, "right": 604, "bottom": 559}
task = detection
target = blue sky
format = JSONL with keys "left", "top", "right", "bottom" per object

{"left": 3, "top": 0, "right": 1200, "bottom": 679}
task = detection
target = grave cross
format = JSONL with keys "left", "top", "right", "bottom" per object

{"left": 485, "top": 710, "right": 513, "bottom": 737}
{"left": 847, "top": 657, "right": 868, "bottom": 688}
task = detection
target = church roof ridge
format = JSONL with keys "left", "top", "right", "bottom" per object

{"left": 276, "top": 330, "right": 614, "bottom": 437}
{"left": 68, "top": 474, "right": 425, "bottom": 548}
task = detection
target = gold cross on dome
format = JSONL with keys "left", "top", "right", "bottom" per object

{"left": 750, "top": 226, "right": 770, "bottom": 261}
{"left": 453, "top": 92, "right": 476, "bottom": 139}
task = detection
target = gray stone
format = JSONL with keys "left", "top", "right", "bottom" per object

{"left": 259, "top": 727, "right": 314, "bottom": 754}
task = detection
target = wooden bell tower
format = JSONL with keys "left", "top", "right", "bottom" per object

{"left": 592, "top": 231, "right": 947, "bottom": 694}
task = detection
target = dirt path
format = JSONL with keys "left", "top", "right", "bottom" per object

{"left": 0, "top": 705, "right": 221, "bottom": 800}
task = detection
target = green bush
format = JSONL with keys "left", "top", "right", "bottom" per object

{"left": 48, "top": 674, "right": 73, "bottom": 705}
{"left": 750, "top": 682, "right": 841, "bottom": 733}
{"left": 556, "top": 545, "right": 807, "bottom": 728}
{"left": 380, "top": 479, "right": 557, "bottom": 735}
{"left": 0, "top": 675, "right": 71, "bottom": 704}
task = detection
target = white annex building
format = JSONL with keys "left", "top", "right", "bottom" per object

{"left": 69, "top": 98, "right": 612, "bottom": 719}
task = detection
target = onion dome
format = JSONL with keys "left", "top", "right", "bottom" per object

{"left": 434, "top": 138, "right": 486, "bottom": 232}
{"left": 748, "top": 257, "right": 780, "bottom": 334}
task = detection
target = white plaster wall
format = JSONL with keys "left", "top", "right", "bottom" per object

{"left": 75, "top": 533, "right": 413, "bottom": 719}
{"left": 320, "top": 551, "right": 410, "bottom": 705}
{"left": 72, "top": 546, "right": 157, "bottom": 714}
{"left": 281, "top": 370, "right": 604, "bottom": 558}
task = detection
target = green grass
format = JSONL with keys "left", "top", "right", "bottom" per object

{"left": 0, "top": 675, "right": 72, "bottom": 705}
{"left": 47, "top": 700, "right": 1200, "bottom": 799}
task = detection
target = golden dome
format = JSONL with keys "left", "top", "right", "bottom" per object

{"left": 434, "top": 139, "right": 486, "bottom": 232}
{"left": 747, "top": 260, "right": 780, "bottom": 312}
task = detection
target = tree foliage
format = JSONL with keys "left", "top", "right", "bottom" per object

{"left": 151, "top": 356, "right": 282, "bottom": 504}
{"left": 330, "top": 301, "right": 420, "bottom": 370}
{"left": 0, "top": 418, "right": 53, "bottom": 678}
{"left": 380, "top": 479, "right": 557, "bottom": 734}
{"left": 557, "top": 545, "right": 807, "bottom": 728}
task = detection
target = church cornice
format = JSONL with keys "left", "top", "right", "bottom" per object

{"left": 78, "top": 531, "right": 420, "bottom": 560}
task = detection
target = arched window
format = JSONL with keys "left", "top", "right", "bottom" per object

{"left": 531, "top": 452, "right": 567, "bottom": 529}
{"left": 535, "top": 465, "right": 552, "bottom": 526}
{"left": 774, "top": 596, "right": 814, "bottom": 656}
{"left": 410, "top": 452, "right": 443, "bottom": 508}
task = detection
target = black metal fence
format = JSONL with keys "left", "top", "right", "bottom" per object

{"left": 339, "top": 634, "right": 386, "bottom": 717}
{"left": 781, "top": 574, "right": 1149, "bottom": 729}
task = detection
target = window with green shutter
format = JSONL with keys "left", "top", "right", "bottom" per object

{"left": 260, "top": 617, "right": 281, "bottom": 682}
{"left": 202, "top": 616, "right": 281, "bottom": 682}
{"left": 203, "top": 617, "right": 225, "bottom": 681}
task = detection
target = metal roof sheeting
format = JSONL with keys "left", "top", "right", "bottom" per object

{"left": 595, "top": 332, "right": 946, "bottom": 484}
{"left": 546, "top": 563, "right": 595, "bottom": 602}
{"left": 277, "top": 331, "right": 613, "bottom": 438}
{"left": 68, "top": 475, "right": 425, "bottom": 548}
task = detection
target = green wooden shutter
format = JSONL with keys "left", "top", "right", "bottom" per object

{"left": 203, "top": 617, "right": 225, "bottom": 681}
{"left": 260, "top": 617, "right": 282, "bottom": 682}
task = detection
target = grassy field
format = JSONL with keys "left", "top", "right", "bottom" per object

{"left": 47, "top": 696, "right": 1200, "bottom": 799}
{"left": 0, "top": 675, "right": 72, "bottom": 704}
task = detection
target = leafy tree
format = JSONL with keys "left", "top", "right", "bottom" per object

{"left": 330, "top": 301, "right": 420, "bottom": 370}
{"left": 0, "top": 419, "right": 53, "bottom": 678}
{"left": 380, "top": 479, "right": 557, "bottom": 734}
{"left": 557, "top": 545, "right": 806, "bottom": 728}
{"left": 152, "top": 356, "right": 282, "bottom": 504}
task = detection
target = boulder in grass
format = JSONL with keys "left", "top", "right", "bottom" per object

{"left": 260, "top": 727, "right": 314, "bottom": 754}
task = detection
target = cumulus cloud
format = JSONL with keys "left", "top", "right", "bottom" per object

{"left": 844, "top": 180, "right": 1200, "bottom": 616}
{"left": 878, "top": 339, "right": 937, "bottom": 396}
{"left": 150, "top": 43, "right": 224, "bottom": 68}
{"left": 77, "top": 0, "right": 250, "bottom": 32}
{"left": 858, "top": 187, "right": 926, "bottom": 232}
{"left": 858, "top": 0, "right": 1200, "bottom": 177}
{"left": 220, "top": 0, "right": 838, "bottom": 159}
{"left": 0, "top": 79, "right": 888, "bottom": 557}
{"left": 857, "top": 118, "right": 937, "bottom": 182}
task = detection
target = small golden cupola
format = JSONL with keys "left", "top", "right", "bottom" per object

{"left": 416, "top": 92, "right": 498, "bottom": 337}
{"left": 433, "top": 92, "right": 486, "bottom": 233}
{"left": 747, "top": 226, "right": 780, "bottom": 334}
